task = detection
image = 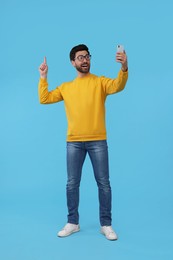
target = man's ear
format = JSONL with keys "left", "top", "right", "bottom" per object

{"left": 71, "top": 60, "right": 76, "bottom": 67}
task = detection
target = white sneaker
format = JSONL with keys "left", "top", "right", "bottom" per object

{"left": 57, "top": 223, "right": 80, "bottom": 237}
{"left": 101, "top": 226, "right": 118, "bottom": 241}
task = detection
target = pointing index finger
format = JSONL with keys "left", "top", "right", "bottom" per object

{"left": 44, "top": 56, "right": 47, "bottom": 64}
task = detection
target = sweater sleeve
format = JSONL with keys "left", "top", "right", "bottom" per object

{"left": 38, "top": 78, "right": 63, "bottom": 104}
{"left": 101, "top": 69, "right": 128, "bottom": 95}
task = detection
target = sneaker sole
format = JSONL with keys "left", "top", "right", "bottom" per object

{"left": 100, "top": 230, "right": 118, "bottom": 241}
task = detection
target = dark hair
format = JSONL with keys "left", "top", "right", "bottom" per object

{"left": 69, "top": 44, "right": 90, "bottom": 61}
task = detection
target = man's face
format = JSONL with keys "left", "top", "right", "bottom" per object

{"left": 71, "top": 50, "right": 91, "bottom": 74}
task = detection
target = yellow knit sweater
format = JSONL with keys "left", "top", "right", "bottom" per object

{"left": 39, "top": 70, "right": 128, "bottom": 141}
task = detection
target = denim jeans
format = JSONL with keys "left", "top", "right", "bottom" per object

{"left": 66, "top": 140, "right": 112, "bottom": 226}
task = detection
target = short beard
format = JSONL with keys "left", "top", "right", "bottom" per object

{"left": 75, "top": 64, "right": 90, "bottom": 74}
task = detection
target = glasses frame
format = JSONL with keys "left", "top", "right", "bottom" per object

{"left": 74, "top": 54, "right": 91, "bottom": 62}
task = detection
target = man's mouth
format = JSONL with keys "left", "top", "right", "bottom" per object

{"left": 81, "top": 64, "right": 88, "bottom": 68}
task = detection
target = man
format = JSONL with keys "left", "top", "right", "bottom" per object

{"left": 38, "top": 44, "right": 128, "bottom": 240}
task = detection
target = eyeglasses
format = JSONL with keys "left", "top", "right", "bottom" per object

{"left": 74, "top": 54, "right": 91, "bottom": 62}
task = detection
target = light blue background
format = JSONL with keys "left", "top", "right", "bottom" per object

{"left": 0, "top": 0, "right": 173, "bottom": 259}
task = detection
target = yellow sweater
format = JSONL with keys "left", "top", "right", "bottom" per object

{"left": 39, "top": 70, "right": 128, "bottom": 141}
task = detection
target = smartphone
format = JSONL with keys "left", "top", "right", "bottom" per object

{"left": 117, "top": 45, "right": 124, "bottom": 53}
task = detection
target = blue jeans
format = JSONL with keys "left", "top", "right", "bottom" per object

{"left": 66, "top": 140, "right": 112, "bottom": 226}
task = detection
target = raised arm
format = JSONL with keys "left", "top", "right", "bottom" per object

{"left": 38, "top": 57, "right": 63, "bottom": 104}
{"left": 101, "top": 50, "right": 128, "bottom": 95}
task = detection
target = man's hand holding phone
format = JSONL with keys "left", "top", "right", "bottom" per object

{"left": 116, "top": 45, "right": 128, "bottom": 72}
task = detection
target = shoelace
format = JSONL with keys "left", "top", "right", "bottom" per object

{"left": 63, "top": 224, "right": 75, "bottom": 231}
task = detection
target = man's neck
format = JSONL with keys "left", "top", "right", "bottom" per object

{"left": 77, "top": 72, "right": 90, "bottom": 78}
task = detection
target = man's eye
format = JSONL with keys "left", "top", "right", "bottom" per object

{"left": 78, "top": 56, "right": 83, "bottom": 61}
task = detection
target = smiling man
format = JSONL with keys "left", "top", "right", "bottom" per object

{"left": 38, "top": 44, "right": 128, "bottom": 240}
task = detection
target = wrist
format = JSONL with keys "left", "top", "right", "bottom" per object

{"left": 121, "top": 66, "right": 128, "bottom": 72}
{"left": 40, "top": 75, "right": 47, "bottom": 79}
